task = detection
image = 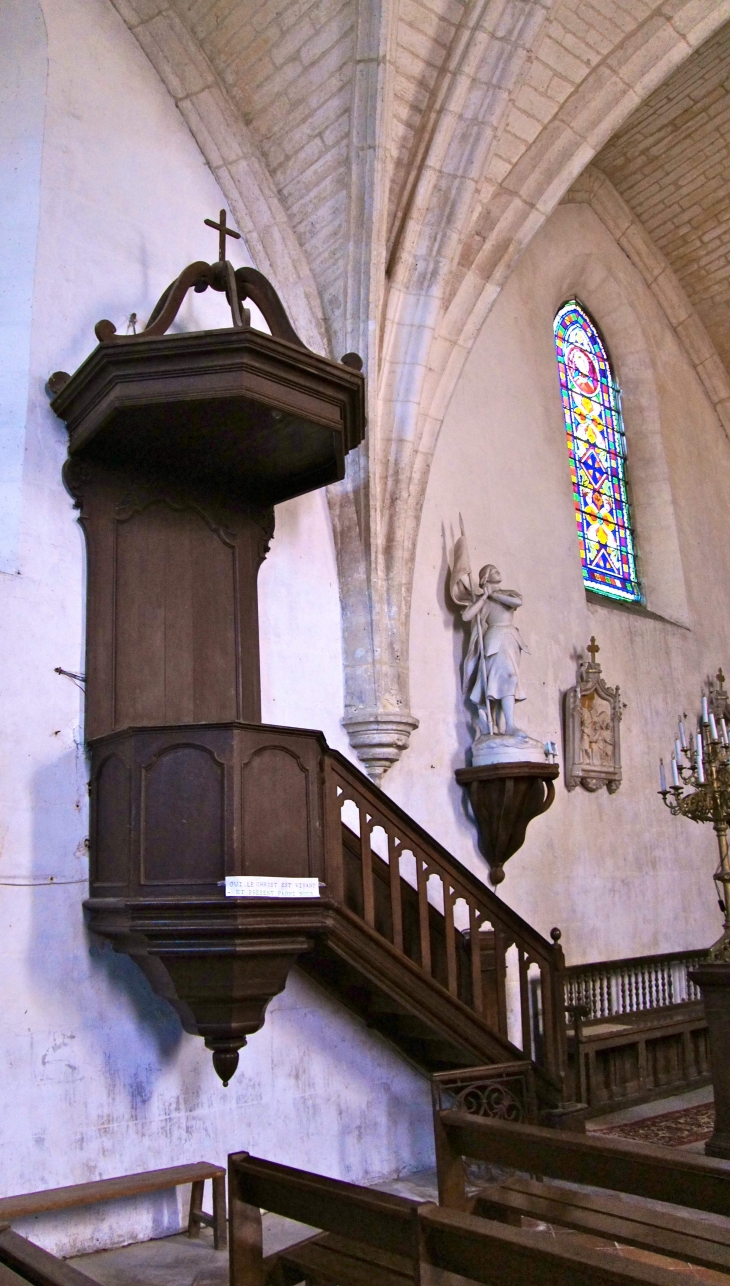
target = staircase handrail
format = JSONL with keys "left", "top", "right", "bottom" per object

{"left": 324, "top": 749, "right": 561, "bottom": 965}
{"left": 322, "top": 747, "right": 566, "bottom": 1087}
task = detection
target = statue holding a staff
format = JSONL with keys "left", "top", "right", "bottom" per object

{"left": 450, "top": 519, "right": 548, "bottom": 765}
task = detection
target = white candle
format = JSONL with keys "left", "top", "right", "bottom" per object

{"left": 679, "top": 719, "right": 687, "bottom": 750}
{"left": 710, "top": 712, "right": 719, "bottom": 741}
{"left": 660, "top": 759, "right": 667, "bottom": 792}
{"left": 697, "top": 730, "right": 705, "bottom": 782}
{"left": 671, "top": 756, "right": 680, "bottom": 787}
{"left": 721, "top": 718, "right": 729, "bottom": 747}
{"left": 675, "top": 738, "right": 682, "bottom": 761}
{"left": 702, "top": 696, "right": 709, "bottom": 724}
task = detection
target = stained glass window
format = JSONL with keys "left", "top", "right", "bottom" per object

{"left": 553, "top": 300, "right": 641, "bottom": 603}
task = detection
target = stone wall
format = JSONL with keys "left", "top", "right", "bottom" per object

{"left": 5, "top": 0, "right": 730, "bottom": 1258}
{"left": 391, "top": 199, "right": 730, "bottom": 965}
{"left": 0, "top": 0, "right": 431, "bottom": 1256}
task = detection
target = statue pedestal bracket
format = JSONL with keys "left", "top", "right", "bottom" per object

{"left": 472, "top": 731, "right": 548, "bottom": 767}
{"left": 456, "top": 762, "right": 559, "bottom": 886}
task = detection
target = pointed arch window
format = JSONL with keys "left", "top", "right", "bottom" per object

{"left": 554, "top": 300, "right": 641, "bottom": 603}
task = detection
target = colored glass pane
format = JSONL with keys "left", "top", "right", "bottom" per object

{"left": 553, "top": 301, "right": 641, "bottom": 603}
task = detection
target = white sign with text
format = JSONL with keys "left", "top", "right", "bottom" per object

{"left": 224, "top": 876, "right": 321, "bottom": 898}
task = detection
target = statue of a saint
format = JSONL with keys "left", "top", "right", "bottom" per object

{"left": 450, "top": 521, "right": 548, "bottom": 766}
{"left": 459, "top": 565, "right": 527, "bottom": 736}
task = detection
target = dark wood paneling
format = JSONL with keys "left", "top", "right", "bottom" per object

{"left": 66, "top": 465, "right": 271, "bottom": 741}
{"left": 241, "top": 747, "right": 311, "bottom": 878}
{"left": 93, "top": 754, "right": 130, "bottom": 887}
{"left": 568, "top": 1006, "right": 709, "bottom": 1111}
{"left": 87, "top": 722, "right": 330, "bottom": 899}
{"left": 114, "top": 502, "right": 239, "bottom": 727}
{"left": 141, "top": 745, "right": 224, "bottom": 885}
{"left": 52, "top": 328, "right": 366, "bottom": 509}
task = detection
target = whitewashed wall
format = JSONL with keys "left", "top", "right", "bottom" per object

{"left": 5, "top": 0, "right": 729, "bottom": 1256}
{"left": 390, "top": 201, "right": 730, "bottom": 967}
{"left": 0, "top": 0, "right": 430, "bottom": 1256}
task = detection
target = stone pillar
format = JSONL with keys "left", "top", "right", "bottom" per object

{"left": 688, "top": 962, "right": 730, "bottom": 1160}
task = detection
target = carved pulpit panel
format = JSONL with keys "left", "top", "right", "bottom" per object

{"left": 564, "top": 637, "right": 622, "bottom": 794}
{"left": 66, "top": 464, "right": 272, "bottom": 741}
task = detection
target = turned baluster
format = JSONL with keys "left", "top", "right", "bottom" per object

{"left": 359, "top": 805, "right": 375, "bottom": 928}
{"left": 443, "top": 880, "right": 458, "bottom": 998}
{"left": 518, "top": 950, "right": 532, "bottom": 1058}
{"left": 416, "top": 856, "right": 432, "bottom": 975}
{"left": 468, "top": 903, "right": 483, "bottom": 1016}
{"left": 388, "top": 831, "right": 404, "bottom": 952}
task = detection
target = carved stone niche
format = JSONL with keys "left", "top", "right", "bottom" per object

{"left": 50, "top": 263, "right": 365, "bottom": 1082}
{"left": 564, "top": 638, "right": 622, "bottom": 794}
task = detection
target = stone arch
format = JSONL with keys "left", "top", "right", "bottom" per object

{"left": 351, "top": 2, "right": 730, "bottom": 777}
{"left": 564, "top": 167, "right": 730, "bottom": 441}
{"left": 105, "top": 0, "right": 328, "bottom": 355}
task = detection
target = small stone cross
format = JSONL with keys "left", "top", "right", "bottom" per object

{"left": 204, "top": 209, "right": 241, "bottom": 262}
{"left": 587, "top": 636, "right": 600, "bottom": 665}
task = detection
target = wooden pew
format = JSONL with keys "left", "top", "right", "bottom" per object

{"left": 0, "top": 1224, "right": 104, "bottom": 1286}
{"left": 0, "top": 1163, "right": 226, "bottom": 1250}
{"left": 434, "top": 1107, "right": 730, "bottom": 1276}
{"left": 228, "top": 1150, "right": 714, "bottom": 1285}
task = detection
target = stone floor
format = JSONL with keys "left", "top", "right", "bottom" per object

{"left": 67, "top": 1086, "right": 722, "bottom": 1286}
{"left": 67, "top": 1171, "right": 439, "bottom": 1286}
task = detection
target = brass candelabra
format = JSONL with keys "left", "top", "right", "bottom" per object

{"left": 659, "top": 681, "right": 730, "bottom": 961}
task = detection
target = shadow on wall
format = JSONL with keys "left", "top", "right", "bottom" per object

{"left": 261, "top": 967, "right": 435, "bottom": 1184}
{"left": 29, "top": 746, "right": 184, "bottom": 1088}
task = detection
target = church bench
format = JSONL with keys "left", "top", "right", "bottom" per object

{"left": 0, "top": 1163, "right": 226, "bottom": 1250}
{"left": 434, "top": 1109, "right": 730, "bottom": 1213}
{"left": 262, "top": 1231, "right": 413, "bottom": 1286}
{"left": 434, "top": 1108, "right": 730, "bottom": 1275}
{"left": 228, "top": 1150, "right": 711, "bottom": 1286}
{"left": 0, "top": 1224, "right": 104, "bottom": 1286}
{"left": 474, "top": 1175, "right": 730, "bottom": 1274}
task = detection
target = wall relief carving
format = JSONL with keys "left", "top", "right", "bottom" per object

{"left": 564, "top": 637, "right": 622, "bottom": 794}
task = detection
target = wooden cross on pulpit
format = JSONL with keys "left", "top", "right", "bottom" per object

{"left": 204, "top": 208, "right": 241, "bottom": 262}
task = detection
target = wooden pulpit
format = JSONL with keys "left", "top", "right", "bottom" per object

{"left": 50, "top": 233, "right": 365, "bottom": 1082}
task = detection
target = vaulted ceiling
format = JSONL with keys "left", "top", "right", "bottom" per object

{"left": 114, "top": 0, "right": 730, "bottom": 779}
{"left": 595, "top": 19, "right": 730, "bottom": 373}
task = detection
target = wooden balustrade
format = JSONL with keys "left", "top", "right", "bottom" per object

{"left": 565, "top": 950, "right": 708, "bottom": 1020}
{"left": 322, "top": 749, "right": 567, "bottom": 1089}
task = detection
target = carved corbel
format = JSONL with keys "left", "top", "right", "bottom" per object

{"left": 341, "top": 711, "right": 420, "bottom": 783}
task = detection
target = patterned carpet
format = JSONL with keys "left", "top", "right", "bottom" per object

{"left": 594, "top": 1102, "right": 715, "bottom": 1147}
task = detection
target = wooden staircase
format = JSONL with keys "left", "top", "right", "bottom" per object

{"left": 295, "top": 749, "right": 567, "bottom": 1109}
{"left": 85, "top": 722, "right": 568, "bottom": 1098}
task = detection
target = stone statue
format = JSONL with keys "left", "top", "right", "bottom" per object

{"left": 459, "top": 564, "right": 527, "bottom": 735}
{"left": 450, "top": 523, "right": 549, "bottom": 766}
